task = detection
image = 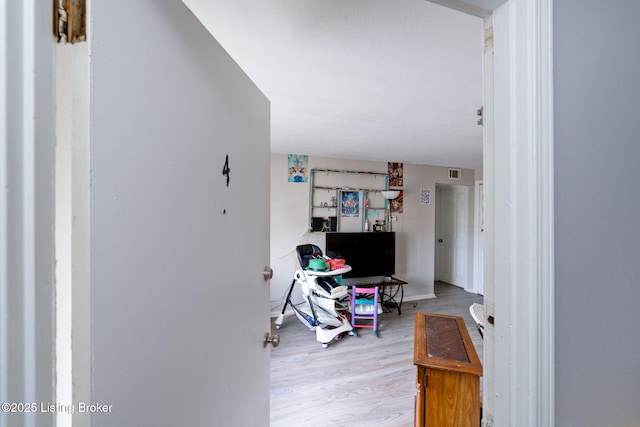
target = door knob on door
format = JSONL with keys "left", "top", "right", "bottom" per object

{"left": 263, "top": 266, "right": 273, "bottom": 281}
{"left": 263, "top": 332, "right": 280, "bottom": 348}
{"left": 438, "top": 239, "right": 443, "bottom": 242}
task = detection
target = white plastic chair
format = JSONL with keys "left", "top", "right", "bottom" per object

{"left": 469, "top": 303, "right": 485, "bottom": 338}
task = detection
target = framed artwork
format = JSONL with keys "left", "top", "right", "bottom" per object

{"left": 341, "top": 191, "right": 360, "bottom": 217}
{"left": 288, "top": 154, "right": 308, "bottom": 182}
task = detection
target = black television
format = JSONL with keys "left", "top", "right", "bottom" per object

{"left": 325, "top": 232, "right": 395, "bottom": 280}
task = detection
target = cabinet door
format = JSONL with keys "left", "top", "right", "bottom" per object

{"left": 424, "top": 369, "right": 480, "bottom": 427}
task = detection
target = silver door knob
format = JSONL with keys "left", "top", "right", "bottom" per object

{"left": 263, "top": 266, "right": 273, "bottom": 281}
{"left": 263, "top": 333, "right": 280, "bottom": 348}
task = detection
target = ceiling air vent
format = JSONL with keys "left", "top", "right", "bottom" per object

{"left": 448, "top": 168, "right": 462, "bottom": 180}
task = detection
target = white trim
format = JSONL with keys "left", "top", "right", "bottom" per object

{"left": 0, "top": 1, "right": 9, "bottom": 411}
{"left": 1, "top": 2, "right": 56, "bottom": 426}
{"left": 485, "top": 0, "right": 554, "bottom": 425}
{"left": 472, "top": 180, "right": 484, "bottom": 295}
{"left": 530, "top": 0, "right": 554, "bottom": 423}
{"left": 480, "top": 11, "right": 496, "bottom": 425}
{"left": 403, "top": 293, "right": 437, "bottom": 302}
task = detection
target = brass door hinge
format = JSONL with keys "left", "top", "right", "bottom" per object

{"left": 54, "top": 0, "right": 86, "bottom": 43}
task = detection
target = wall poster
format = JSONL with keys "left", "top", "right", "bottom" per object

{"left": 388, "top": 162, "right": 403, "bottom": 187}
{"left": 341, "top": 191, "right": 360, "bottom": 217}
{"left": 287, "top": 154, "right": 308, "bottom": 182}
{"left": 420, "top": 189, "right": 431, "bottom": 205}
{"left": 390, "top": 190, "right": 403, "bottom": 213}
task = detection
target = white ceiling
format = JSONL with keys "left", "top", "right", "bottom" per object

{"left": 183, "top": 0, "right": 484, "bottom": 170}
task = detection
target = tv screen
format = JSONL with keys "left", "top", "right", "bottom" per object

{"left": 325, "top": 232, "right": 395, "bottom": 278}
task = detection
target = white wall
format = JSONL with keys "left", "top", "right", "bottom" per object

{"left": 554, "top": 1, "right": 640, "bottom": 425}
{"left": 270, "top": 153, "right": 477, "bottom": 313}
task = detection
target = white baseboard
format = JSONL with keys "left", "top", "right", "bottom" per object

{"left": 271, "top": 308, "right": 292, "bottom": 319}
{"left": 404, "top": 293, "right": 436, "bottom": 302}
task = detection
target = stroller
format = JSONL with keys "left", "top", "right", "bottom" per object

{"left": 274, "top": 244, "right": 353, "bottom": 348}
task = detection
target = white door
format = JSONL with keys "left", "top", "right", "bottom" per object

{"left": 87, "top": 1, "right": 271, "bottom": 426}
{"left": 435, "top": 185, "right": 469, "bottom": 288}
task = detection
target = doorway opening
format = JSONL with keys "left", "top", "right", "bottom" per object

{"left": 434, "top": 184, "right": 472, "bottom": 291}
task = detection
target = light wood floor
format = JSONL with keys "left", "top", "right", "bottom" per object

{"left": 270, "top": 281, "right": 484, "bottom": 427}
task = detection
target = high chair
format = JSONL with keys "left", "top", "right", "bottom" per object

{"left": 349, "top": 285, "right": 380, "bottom": 337}
{"left": 274, "top": 244, "right": 353, "bottom": 348}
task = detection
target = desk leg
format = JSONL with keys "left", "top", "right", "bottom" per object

{"left": 379, "top": 288, "right": 394, "bottom": 314}
{"left": 378, "top": 288, "right": 387, "bottom": 313}
{"left": 380, "top": 285, "right": 404, "bottom": 315}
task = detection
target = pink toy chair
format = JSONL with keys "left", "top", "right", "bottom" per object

{"left": 349, "top": 285, "right": 380, "bottom": 337}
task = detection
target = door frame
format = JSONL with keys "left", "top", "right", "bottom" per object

{"left": 481, "top": 1, "right": 555, "bottom": 426}
{"left": 4, "top": 0, "right": 554, "bottom": 425}
{"left": 1, "top": 1, "right": 57, "bottom": 426}
{"left": 472, "top": 180, "right": 484, "bottom": 295}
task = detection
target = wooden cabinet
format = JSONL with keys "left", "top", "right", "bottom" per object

{"left": 413, "top": 312, "right": 482, "bottom": 427}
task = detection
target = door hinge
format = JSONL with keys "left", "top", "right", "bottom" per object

{"left": 54, "top": 0, "right": 86, "bottom": 43}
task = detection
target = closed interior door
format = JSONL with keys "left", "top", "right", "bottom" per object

{"left": 435, "top": 185, "right": 469, "bottom": 288}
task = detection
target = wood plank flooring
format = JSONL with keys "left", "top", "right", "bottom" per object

{"left": 270, "top": 281, "right": 484, "bottom": 427}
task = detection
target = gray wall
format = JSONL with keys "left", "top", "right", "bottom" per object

{"left": 1, "top": 2, "right": 55, "bottom": 427}
{"left": 554, "top": 1, "right": 640, "bottom": 425}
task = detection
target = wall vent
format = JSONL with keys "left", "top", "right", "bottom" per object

{"left": 448, "top": 168, "right": 462, "bottom": 180}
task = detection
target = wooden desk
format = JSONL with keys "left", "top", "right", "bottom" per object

{"left": 413, "top": 312, "right": 482, "bottom": 427}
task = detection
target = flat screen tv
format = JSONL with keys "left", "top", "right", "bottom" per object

{"left": 325, "top": 232, "right": 395, "bottom": 279}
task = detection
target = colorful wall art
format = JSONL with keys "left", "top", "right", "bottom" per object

{"left": 288, "top": 154, "right": 308, "bottom": 182}
{"left": 341, "top": 191, "right": 360, "bottom": 217}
